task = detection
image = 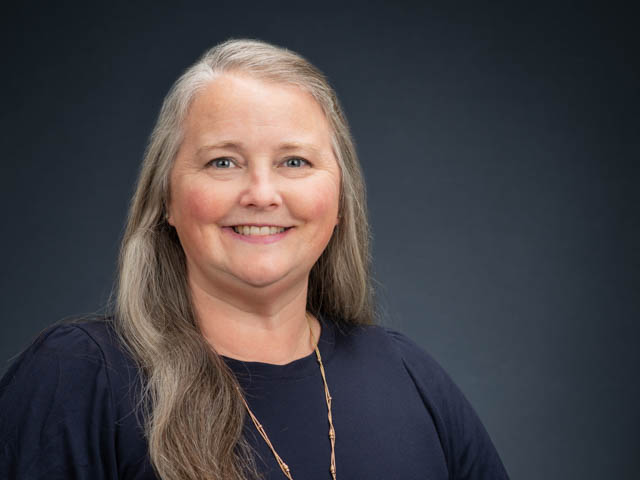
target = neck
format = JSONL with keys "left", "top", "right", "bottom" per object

{"left": 189, "top": 275, "right": 320, "bottom": 365}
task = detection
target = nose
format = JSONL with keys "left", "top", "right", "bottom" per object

{"left": 239, "top": 164, "right": 282, "bottom": 210}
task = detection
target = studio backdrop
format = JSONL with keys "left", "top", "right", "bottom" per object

{"left": 1, "top": 2, "right": 638, "bottom": 479}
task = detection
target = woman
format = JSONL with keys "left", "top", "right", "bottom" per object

{"left": 0, "top": 39, "right": 509, "bottom": 479}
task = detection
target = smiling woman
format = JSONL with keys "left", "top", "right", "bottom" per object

{"left": 0, "top": 39, "right": 509, "bottom": 480}
{"left": 166, "top": 73, "right": 341, "bottom": 325}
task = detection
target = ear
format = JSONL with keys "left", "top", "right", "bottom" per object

{"left": 164, "top": 202, "right": 174, "bottom": 226}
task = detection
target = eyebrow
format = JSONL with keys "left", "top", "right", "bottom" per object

{"left": 197, "top": 141, "right": 323, "bottom": 156}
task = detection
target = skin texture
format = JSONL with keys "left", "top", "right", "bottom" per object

{"left": 166, "top": 72, "right": 341, "bottom": 364}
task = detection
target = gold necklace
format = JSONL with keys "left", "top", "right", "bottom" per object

{"left": 236, "top": 313, "right": 336, "bottom": 480}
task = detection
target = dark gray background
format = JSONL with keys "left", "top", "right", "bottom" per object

{"left": 2, "top": 1, "right": 638, "bottom": 478}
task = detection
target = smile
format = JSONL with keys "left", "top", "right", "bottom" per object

{"left": 223, "top": 226, "right": 294, "bottom": 244}
{"left": 232, "top": 225, "right": 291, "bottom": 236}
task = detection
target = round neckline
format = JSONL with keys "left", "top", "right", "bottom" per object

{"left": 221, "top": 312, "right": 336, "bottom": 382}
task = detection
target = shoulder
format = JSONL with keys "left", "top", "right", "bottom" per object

{"left": 377, "top": 325, "right": 457, "bottom": 399}
{"left": 1, "top": 320, "right": 107, "bottom": 391}
{"left": 0, "top": 318, "right": 145, "bottom": 478}
{"left": 369, "top": 325, "right": 472, "bottom": 428}
{"left": 334, "top": 322, "right": 510, "bottom": 479}
{"left": 4, "top": 317, "right": 122, "bottom": 358}
{"left": 0, "top": 317, "right": 140, "bottom": 416}
{"left": 0, "top": 317, "right": 131, "bottom": 417}
{"left": 1, "top": 317, "right": 133, "bottom": 387}
{"left": 332, "top": 322, "right": 458, "bottom": 409}
{"left": 334, "top": 321, "right": 446, "bottom": 380}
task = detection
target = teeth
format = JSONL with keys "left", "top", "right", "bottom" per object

{"left": 232, "top": 226, "right": 287, "bottom": 236}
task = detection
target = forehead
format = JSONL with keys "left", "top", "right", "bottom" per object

{"left": 182, "top": 73, "right": 332, "bottom": 149}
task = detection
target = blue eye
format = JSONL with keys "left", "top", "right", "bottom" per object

{"left": 210, "top": 158, "right": 234, "bottom": 168}
{"left": 284, "top": 157, "right": 309, "bottom": 168}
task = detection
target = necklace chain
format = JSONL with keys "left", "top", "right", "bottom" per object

{"left": 236, "top": 313, "right": 337, "bottom": 480}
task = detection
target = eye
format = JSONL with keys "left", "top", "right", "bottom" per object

{"left": 283, "top": 157, "right": 310, "bottom": 168}
{"left": 209, "top": 157, "right": 236, "bottom": 168}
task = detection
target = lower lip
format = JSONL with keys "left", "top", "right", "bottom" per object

{"left": 222, "top": 227, "right": 293, "bottom": 244}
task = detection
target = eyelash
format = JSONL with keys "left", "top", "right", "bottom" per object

{"left": 208, "top": 157, "right": 311, "bottom": 169}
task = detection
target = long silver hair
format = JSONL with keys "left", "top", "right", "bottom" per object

{"left": 114, "top": 38, "right": 375, "bottom": 480}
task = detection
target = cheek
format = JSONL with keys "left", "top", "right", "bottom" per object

{"left": 176, "top": 181, "right": 229, "bottom": 224}
{"left": 295, "top": 178, "right": 340, "bottom": 225}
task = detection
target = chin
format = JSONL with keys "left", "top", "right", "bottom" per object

{"left": 235, "top": 268, "right": 291, "bottom": 289}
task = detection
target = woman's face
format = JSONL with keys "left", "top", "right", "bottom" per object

{"left": 167, "top": 73, "right": 341, "bottom": 297}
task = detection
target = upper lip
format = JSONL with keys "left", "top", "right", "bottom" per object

{"left": 225, "top": 224, "right": 292, "bottom": 228}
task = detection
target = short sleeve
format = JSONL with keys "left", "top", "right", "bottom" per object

{"left": 384, "top": 328, "right": 510, "bottom": 480}
{"left": 0, "top": 324, "right": 119, "bottom": 480}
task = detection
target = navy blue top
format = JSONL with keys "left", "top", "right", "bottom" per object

{"left": 0, "top": 315, "right": 509, "bottom": 479}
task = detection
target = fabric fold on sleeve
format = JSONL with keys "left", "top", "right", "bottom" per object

{"left": 0, "top": 324, "right": 119, "bottom": 480}
{"left": 383, "top": 327, "right": 510, "bottom": 480}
